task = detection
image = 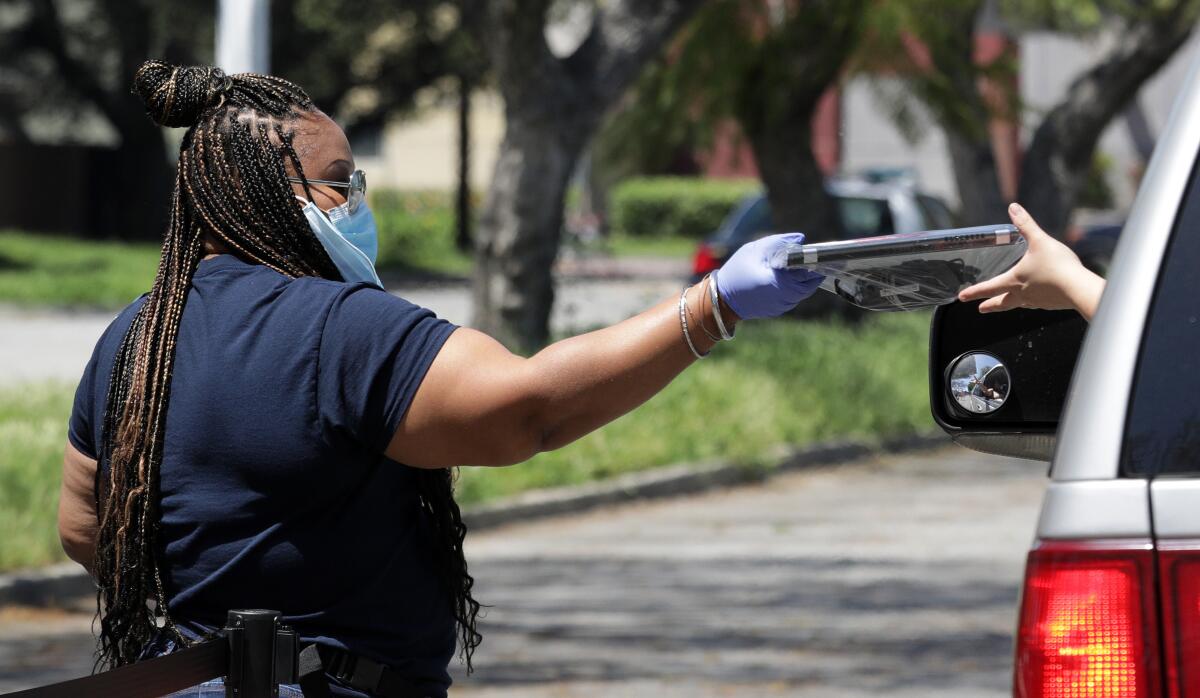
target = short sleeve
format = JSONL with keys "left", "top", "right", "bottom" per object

{"left": 317, "top": 286, "right": 457, "bottom": 453}
{"left": 67, "top": 353, "right": 99, "bottom": 459}
{"left": 67, "top": 294, "right": 147, "bottom": 462}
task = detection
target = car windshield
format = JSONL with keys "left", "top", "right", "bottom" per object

{"left": 732, "top": 197, "right": 773, "bottom": 237}
{"left": 917, "top": 195, "right": 956, "bottom": 229}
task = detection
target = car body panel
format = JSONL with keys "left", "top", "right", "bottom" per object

{"left": 1051, "top": 54, "right": 1200, "bottom": 483}
{"left": 1035, "top": 480, "right": 1152, "bottom": 539}
{"left": 1151, "top": 480, "right": 1200, "bottom": 539}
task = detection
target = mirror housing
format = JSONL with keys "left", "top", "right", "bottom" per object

{"left": 929, "top": 301, "right": 1089, "bottom": 461}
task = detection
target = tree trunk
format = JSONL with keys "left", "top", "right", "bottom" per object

{"left": 473, "top": 0, "right": 704, "bottom": 350}
{"left": 913, "top": 0, "right": 1009, "bottom": 226}
{"left": 1016, "top": 128, "right": 1084, "bottom": 239}
{"left": 473, "top": 116, "right": 587, "bottom": 352}
{"left": 455, "top": 75, "right": 473, "bottom": 253}
{"left": 750, "top": 123, "right": 859, "bottom": 320}
{"left": 946, "top": 129, "right": 1008, "bottom": 225}
{"left": 751, "top": 125, "right": 840, "bottom": 242}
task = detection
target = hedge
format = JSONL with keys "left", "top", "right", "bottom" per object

{"left": 369, "top": 189, "right": 467, "bottom": 274}
{"left": 611, "top": 177, "right": 758, "bottom": 239}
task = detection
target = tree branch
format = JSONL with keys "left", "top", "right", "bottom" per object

{"left": 1019, "top": 1, "right": 1200, "bottom": 233}
{"left": 1042, "top": 4, "right": 1198, "bottom": 164}
{"left": 565, "top": 0, "right": 706, "bottom": 108}
{"left": 489, "top": 0, "right": 557, "bottom": 108}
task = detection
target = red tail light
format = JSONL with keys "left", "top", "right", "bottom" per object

{"left": 1014, "top": 540, "right": 1160, "bottom": 698}
{"left": 692, "top": 244, "right": 720, "bottom": 276}
{"left": 1158, "top": 543, "right": 1200, "bottom": 698}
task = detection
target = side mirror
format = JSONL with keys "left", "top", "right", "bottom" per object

{"left": 929, "top": 301, "right": 1088, "bottom": 461}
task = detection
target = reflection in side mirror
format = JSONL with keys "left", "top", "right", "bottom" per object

{"left": 929, "top": 302, "right": 1089, "bottom": 462}
{"left": 948, "top": 352, "right": 1011, "bottom": 415}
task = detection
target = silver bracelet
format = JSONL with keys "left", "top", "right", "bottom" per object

{"left": 679, "top": 287, "right": 707, "bottom": 360}
{"left": 708, "top": 271, "right": 735, "bottom": 340}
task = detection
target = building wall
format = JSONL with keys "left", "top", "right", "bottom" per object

{"left": 354, "top": 92, "right": 506, "bottom": 193}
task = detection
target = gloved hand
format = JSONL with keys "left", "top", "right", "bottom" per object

{"left": 714, "top": 233, "right": 825, "bottom": 320}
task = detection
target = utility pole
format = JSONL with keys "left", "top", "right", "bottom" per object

{"left": 216, "top": 0, "right": 271, "bottom": 74}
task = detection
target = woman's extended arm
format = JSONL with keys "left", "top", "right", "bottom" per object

{"left": 387, "top": 234, "right": 821, "bottom": 468}
{"left": 958, "top": 203, "right": 1106, "bottom": 321}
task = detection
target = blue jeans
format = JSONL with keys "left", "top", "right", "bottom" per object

{"left": 164, "top": 678, "right": 304, "bottom": 696}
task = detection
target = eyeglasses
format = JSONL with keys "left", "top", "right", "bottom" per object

{"left": 288, "top": 169, "right": 367, "bottom": 214}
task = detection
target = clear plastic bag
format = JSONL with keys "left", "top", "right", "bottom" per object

{"left": 771, "top": 224, "right": 1027, "bottom": 311}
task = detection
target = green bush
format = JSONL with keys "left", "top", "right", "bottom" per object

{"left": 610, "top": 177, "right": 758, "bottom": 239}
{"left": 370, "top": 190, "right": 470, "bottom": 276}
{"left": 0, "top": 230, "right": 160, "bottom": 309}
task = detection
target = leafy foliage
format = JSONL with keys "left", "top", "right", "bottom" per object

{"left": 598, "top": 0, "right": 867, "bottom": 177}
{"left": 271, "top": 0, "right": 487, "bottom": 136}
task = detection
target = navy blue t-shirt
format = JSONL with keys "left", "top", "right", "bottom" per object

{"left": 68, "top": 254, "right": 459, "bottom": 696}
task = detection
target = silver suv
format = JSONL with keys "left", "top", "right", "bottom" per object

{"left": 930, "top": 57, "right": 1200, "bottom": 697}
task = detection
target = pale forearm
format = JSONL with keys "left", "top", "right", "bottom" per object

{"left": 1064, "top": 267, "right": 1106, "bottom": 321}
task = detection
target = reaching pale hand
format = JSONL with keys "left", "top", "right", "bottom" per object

{"left": 958, "top": 203, "right": 1106, "bottom": 321}
{"left": 715, "top": 233, "right": 825, "bottom": 320}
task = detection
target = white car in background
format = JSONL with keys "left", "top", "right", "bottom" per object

{"left": 930, "top": 55, "right": 1200, "bottom": 697}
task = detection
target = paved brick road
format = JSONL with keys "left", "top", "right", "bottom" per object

{"left": 0, "top": 447, "right": 1043, "bottom": 696}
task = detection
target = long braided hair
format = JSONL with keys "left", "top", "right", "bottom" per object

{"left": 94, "top": 60, "right": 482, "bottom": 670}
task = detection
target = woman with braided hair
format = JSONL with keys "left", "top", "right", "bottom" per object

{"left": 57, "top": 60, "right": 824, "bottom": 697}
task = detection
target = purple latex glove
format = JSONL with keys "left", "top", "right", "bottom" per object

{"left": 715, "top": 233, "right": 825, "bottom": 320}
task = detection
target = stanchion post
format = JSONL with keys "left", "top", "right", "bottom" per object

{"left": 224, "top": 609, "right": 290, "bottom": 697}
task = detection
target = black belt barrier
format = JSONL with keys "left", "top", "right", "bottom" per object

{"left": 1, "top": 609, "right": 297, "bottom": 698}
{"left": 0, "top": 608, "right": 432, "bottom": 698}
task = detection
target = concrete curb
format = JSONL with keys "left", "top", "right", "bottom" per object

{"left": 0, "top": 431, "right": 950, "bottom": 608}
{"left": 0, "top": 562, "right": 95, "bottom": 608}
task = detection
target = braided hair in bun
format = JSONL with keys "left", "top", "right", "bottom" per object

{"left": 131, "top": 61, "right": 233, "bottom": 127}
{"left": 95, "top": 60, "right": 484, "bottom": 674}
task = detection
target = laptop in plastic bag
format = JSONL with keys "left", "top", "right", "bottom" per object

{"left": 771, "top": 224, "right": 1026, "bottom": 311}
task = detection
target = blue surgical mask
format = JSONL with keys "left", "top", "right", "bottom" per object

{"left": 297, "top": 196, "right": 383, "bottom": 288}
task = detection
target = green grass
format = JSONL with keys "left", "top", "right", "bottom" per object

{"left": 0, "top": 230, "right": 160, "bottom": 309}
{"left": 0, "top": 382, "right": 73, "bottom": 571}
{"left": 0, "top": 312, "right": 931, "bottom": 572}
